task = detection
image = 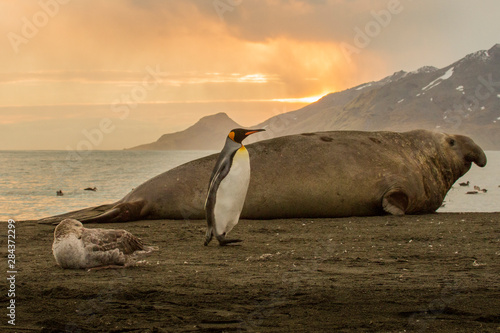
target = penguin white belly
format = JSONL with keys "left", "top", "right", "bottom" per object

{"left": 214, "top": 147, "right": 250, "bottom": 236}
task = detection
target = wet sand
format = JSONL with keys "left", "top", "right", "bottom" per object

{"left": 3, "top": 213, "right": 500, "bottom": 332}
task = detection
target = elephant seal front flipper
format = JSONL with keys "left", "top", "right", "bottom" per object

{"left": 382, "top": 189, "right": 409, "bottom": 215}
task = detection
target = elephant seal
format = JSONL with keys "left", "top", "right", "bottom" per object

{"left": 38, "top": 130, "right": 487, "bottom": 224}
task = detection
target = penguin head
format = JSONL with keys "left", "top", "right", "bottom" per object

{"left": 228, "top": 128, "right": 265, "bottom": 143}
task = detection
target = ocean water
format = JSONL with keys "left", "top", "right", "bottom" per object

{"left": 0, "top": 150, "right": 214, "bottom": 221}
{"left": 438, "top": 151, "right": 500, "bottom": 213}
{"left": 1, "top": 150, "right": 498, "bottom": 221}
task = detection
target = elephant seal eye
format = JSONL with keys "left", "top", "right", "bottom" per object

{"left": 449, "top": 139, "right": 455, "bottom": 146}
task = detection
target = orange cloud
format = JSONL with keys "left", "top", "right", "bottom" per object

{"left": 3, "top": 0, "right": 496, "bottom": 149}
{"left": 0, "top": 0, "right": 390, "bottom": 111}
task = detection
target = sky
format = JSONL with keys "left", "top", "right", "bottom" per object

{"left": 0, "top": 0, "right": 499, "bottom": 150}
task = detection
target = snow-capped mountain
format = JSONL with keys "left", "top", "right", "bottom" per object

{"left": 249, "top": 44, "right": 500, "bottom": 149}
{"left": 129, "top": 44, "right": 500, "bottom": 150}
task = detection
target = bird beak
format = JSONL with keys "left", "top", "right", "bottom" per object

{"left": 245, "top": 129, "right": 265, "bottom": 136}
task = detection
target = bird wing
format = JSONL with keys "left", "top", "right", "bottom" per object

{"left": 207, "top": 147, "right": 239, "bottom": 196}
{"left": 205, "top": 151, "right": 234, "bottom": 212}
{"left": 205, "top": 152, "right": 234, "bottom": 234}
{"left": 207, "top": 154, "right": 231, "bottom": 192}
{"left": 81, "top": 228, "right": 144, "bottom": 255}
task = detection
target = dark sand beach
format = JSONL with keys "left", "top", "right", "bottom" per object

{"left": 3, "top": 213, "right": 500, "bottom": 332}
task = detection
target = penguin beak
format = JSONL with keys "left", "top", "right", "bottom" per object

{"left": 245, "top": 129, "right": 265, "bottom": 136}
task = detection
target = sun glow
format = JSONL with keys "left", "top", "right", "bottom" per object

{"left": 272, "top": 94, "right": 327, "bottom": 103}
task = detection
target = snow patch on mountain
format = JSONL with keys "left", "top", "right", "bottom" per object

{"left": 422, "top": 67, "right": 454, "bottom": 91}
{"left": 355, "top": 83, "right": 372, "bottom": 91}
{"left": 463, "top": 50, "right": 491, "bottom": 62}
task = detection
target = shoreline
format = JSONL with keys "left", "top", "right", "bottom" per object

{"left": 7, "top": 210, "right": 500, "bottom": 224}
{"left": 4, "top": 213, "right": 500, "bottom": 332}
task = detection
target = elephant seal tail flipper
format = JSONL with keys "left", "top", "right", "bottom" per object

{"left": 37, "top": 203, "right": 118, "bottom": 225}
{"left": 382, "top": 189, "right": 409, "bottom": 216}
{"left": 38, "top": 200, "right": 145, "bottom": 225}
{"left": 80, "top": 201, "right": 145, "bottom": 223}
{"left": 80, "top": 207, "right": 122, "bottom": 223}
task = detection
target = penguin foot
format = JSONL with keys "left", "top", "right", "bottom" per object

{"left": 217, "top": 237, "right": 243, "bottom": 246}
{"left": 204, "top": 229, "right": 214, "bottom": 246}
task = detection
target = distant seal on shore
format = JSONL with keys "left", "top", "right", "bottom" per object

{"left": 52, "top": 219, "right": 150, "bottom": 269}
{"left": 38, "top": 130, "right": 487, "bottom": 224}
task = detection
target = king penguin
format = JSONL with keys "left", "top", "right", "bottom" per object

{"left": 204, "top": 128, "right": 265, "bottom": 246}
